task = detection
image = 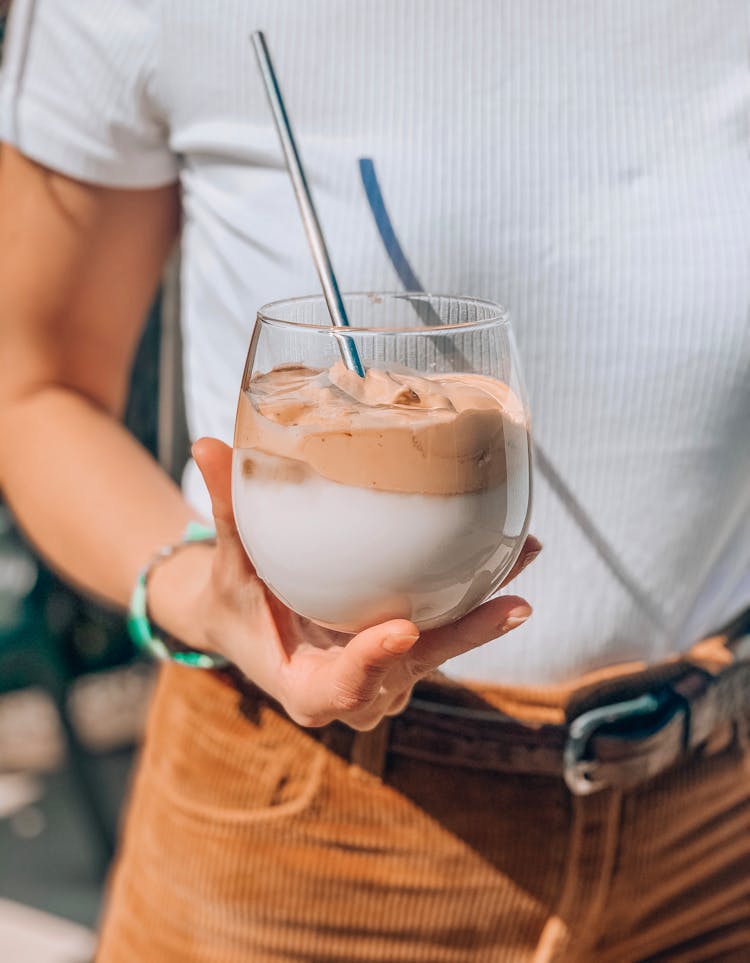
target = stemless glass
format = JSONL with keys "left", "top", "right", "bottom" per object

{"left": 232, "top": 293, "right": 532, "bottom": 633}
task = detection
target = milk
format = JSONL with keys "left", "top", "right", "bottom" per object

{"left": 232, "top": 448, "right": 530, "bottom": 632}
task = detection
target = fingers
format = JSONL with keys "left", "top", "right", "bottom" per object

{"left": 406, "top": 594, "right": 532, "bottom": 673}
{"left": 324, "top": 619, "right": 420, "bottom": 716}
{"left": 499, "top": 535, "right": 542, "bottom": 587}
{"left": 308, "top": 591, "right": 531, "bottom": 727}
{"left": 282, "top": 587, "right": 533, "bottom": 728}
{"left": 192, "top": 437, "right": 236, "bottom": 538}
{"left": 193, "top": 436, "right": 255, "bottom": 578}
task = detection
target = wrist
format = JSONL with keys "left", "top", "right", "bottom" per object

{"left": 147, "top": 539, "right": 216, "bottom": 653}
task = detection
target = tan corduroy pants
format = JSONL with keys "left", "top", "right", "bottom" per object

{"left": 97, "top": 648, "right": 750, "bottom": 963}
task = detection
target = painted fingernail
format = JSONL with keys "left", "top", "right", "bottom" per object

{"left": 382, "top": 632, "right": 420, "bottom": 654}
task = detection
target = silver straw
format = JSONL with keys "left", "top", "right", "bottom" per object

{"left": 251, "top": 31, "right": 365, "bottom": 377}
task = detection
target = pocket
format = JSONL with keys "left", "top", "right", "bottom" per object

{"left": 139, "top": 664, "right": 327, "bottom": 824}
{"left": 104, "top": 676, "right": 331, "bottom": 962}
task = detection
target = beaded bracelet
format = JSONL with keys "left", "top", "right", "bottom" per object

{"left": 127, "top": 521, "right": 229, "bottom": 670}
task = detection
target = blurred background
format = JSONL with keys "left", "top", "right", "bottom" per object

{"left": 0, "top": 11, "right": 187, "bottom": 949}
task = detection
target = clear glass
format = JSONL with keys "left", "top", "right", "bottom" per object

{"left": 232, "top": 293, "right": 532, "bottom": 632}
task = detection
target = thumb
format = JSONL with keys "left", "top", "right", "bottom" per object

{"left": 326, "top": 619, "right": 420, "bottom": 712}
{"left": 192, "top": 437, "right": 238, "bottom": 543}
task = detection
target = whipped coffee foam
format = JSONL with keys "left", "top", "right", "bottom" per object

{"left": 235, "top": 362, "right": 527, "bottom": 495}
{"left": 232, "top": 362, "right": 531, "bottom": 632}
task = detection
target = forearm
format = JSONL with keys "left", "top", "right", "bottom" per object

{"left": 0, "top": 155, "right": 197, "bottom": 640}
{"left": 0, "top": 384, "right": 203, "bottom": 614}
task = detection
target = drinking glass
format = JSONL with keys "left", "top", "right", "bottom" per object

{"left": 232, "top": 293, "right": 532, "bottom": 633}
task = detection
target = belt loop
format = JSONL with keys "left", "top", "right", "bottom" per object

{"left": 350, "top": 717, "right": 391, "bottom": 778}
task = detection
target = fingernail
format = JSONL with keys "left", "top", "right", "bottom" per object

{"left": 382, "top": 632, "right": 420, "bottom": 654}
{"left": 518, "top": 548, "right": 542, "bottom": 573}
{"left": 500, "top": 604, "right": 533, "bottom": 632}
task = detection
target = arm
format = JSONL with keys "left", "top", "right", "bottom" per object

{"left": 0, "top": 146, "right": 536, "bottom": 730}
{"left": 0, "top": 146, "right": 193, "bottom": 608}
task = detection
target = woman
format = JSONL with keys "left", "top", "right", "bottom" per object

{"left": 0, "top": 1, "right": 748, "bottom": 960}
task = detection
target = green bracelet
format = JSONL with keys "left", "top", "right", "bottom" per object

{"left": 128, "top": 521, "right": 229, "bottom": 670}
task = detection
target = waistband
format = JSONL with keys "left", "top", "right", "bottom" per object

{"left": 178, "top": 610, "right": 750, "bottom": 797}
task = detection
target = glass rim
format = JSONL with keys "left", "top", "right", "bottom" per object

{"left": 256, "top": 291, "right": 510, "bottom": 335}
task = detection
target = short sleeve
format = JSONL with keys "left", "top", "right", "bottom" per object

{"left": 0, "top": 0, "right": 178, "bottom": 187}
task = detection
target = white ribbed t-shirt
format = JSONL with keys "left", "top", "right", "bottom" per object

{"left": 2, "top": 0, "right": 748, "bottom": 684}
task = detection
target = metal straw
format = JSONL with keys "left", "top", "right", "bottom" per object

{"left": 251, "top": 31, "right": 365, "bottom": 377}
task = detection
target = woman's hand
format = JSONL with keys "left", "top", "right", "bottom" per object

{"left": 153, "top": 438, "right": 540, "bottom": 731}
